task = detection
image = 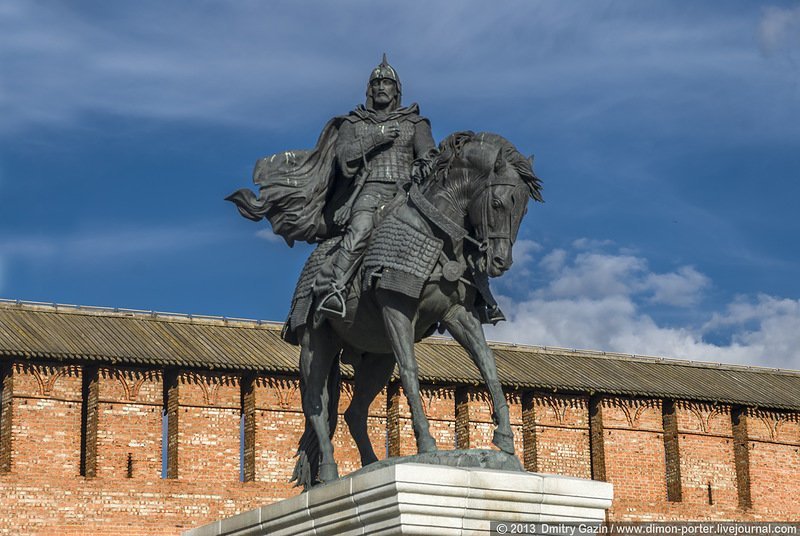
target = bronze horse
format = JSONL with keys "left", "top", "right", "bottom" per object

{"left": 285, "top": 131, "right": 543, "bottom": 489}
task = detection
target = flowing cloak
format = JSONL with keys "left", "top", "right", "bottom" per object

{"left": 226, "top": 104, "right": 424, "bottom": 247}
{"left": 226, "top": 117, "right": 347, "bottom": 247}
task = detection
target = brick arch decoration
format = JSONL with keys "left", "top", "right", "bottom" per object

{"left": 258, "top": 376, "right": 300, "bottom": 410}
{"left": 685, "top": 403, "right": 726, "bottom": 433}
{"left": 18, "top": 363, "right": 81, "bottom": 397}
{"left": 751, "top": 409, "right": 797, "bottom": 442}
{"left": 606, "top": 397, "right": 661, "bottom": 429}
{"left": 98, "top": 367, "right": 162, "bottom": 402}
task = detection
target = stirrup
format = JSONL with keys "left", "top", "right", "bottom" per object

{"left": 317, "top": 284, "right": 347, "bottom": 319}
{"left": 487, "top": 305, "right": 506, "bottom": 325}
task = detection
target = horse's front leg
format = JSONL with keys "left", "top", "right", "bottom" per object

{"left": 299, "top": 326, "right": 340, "bottom": 483}
{"left": 379, "top": 292, "right": 437, "bottom": 454}
{"left": 442, "top": 305, "right": 515, "bottom": 455}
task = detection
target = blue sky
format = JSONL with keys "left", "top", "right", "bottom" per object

{"left": 2, "top": 1, "right": 800, "bottom": 369}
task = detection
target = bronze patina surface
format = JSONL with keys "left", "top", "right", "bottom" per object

{"left": 227, "top": 57, "right": 544, "bottom": 489}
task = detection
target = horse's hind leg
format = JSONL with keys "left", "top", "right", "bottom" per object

{"left": 345, "top": 352, "right": 395, "bottom": 467}
{"left": 442, "top": 305, "right": 515, "bottom": 455}
{"left": 299, "top": 325, "right": 341, "bottom": 483}
{"left": 379, "top": 293, "right": 437, "bottom": 454}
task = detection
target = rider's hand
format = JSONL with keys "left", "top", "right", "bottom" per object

{"left": 373, "top": 123, "right": 400, "bottom": 143}
{"left": 385, "top": 122, "right": 401, "bottom": 139}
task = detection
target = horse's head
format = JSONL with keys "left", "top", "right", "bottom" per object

{"left": 454, "top": 132, "right": 543, "bottom": 277}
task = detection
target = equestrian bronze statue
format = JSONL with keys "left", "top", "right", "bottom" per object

{"left": 228, "top": 57, "right": 543, "bottom": 490}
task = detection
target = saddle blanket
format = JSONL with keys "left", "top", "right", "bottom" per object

{"left": 362, "top": 214, "right": 443, "bottom": 299}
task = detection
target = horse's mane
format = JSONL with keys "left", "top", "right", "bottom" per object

{"left": 414, "top": 131, "right": 543, "bottom": 202}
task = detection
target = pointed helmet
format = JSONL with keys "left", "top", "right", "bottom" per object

{"left": 365, "top": 53, "right": 402, "bottom": 106}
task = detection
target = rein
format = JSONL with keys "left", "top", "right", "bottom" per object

{"left": 408, "top": 184, "right": 487, "bottom": 252}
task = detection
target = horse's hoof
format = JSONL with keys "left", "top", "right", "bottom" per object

{"left": 318, "top": 462, "right": 339, "bottom": 483}
{"left": 492, "top": 430, "right": 515, "bottom": 455}
{"left": 361, "top": 455, "right": 379, "bottom": 467}
{"left": 418, "top": 437, "right": 438, "bottom": 454}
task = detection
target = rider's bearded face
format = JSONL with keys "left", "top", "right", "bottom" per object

{"left": 370, "top": 78, "right": 398, "bottom": 108}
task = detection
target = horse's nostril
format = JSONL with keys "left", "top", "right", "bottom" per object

{"left": 493, "top": 256, "right": 505, "bottom": 267}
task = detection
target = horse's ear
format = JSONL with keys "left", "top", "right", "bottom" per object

{"left": 493, "top": 150, "right": 507, "bottom": 173}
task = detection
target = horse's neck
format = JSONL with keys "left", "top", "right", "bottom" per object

{"left": 425, "top": 178, "right": 472, "bottom": 229}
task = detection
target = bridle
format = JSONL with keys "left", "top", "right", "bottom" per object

{"left": 409, "top": 167, "right": 525, "bottom": 269}
{"left": 467, "top": 174, "right": 527, "bottom": 257}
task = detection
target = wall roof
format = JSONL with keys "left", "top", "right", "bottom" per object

{"left": 1, "top": 300, "right": 798, "bottom": 411}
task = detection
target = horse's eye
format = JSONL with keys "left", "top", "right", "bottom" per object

{"left": 491, "top": 198, "right": 502, "bottom": 208}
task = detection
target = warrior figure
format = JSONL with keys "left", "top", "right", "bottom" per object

{"left": 313, "top": 55, "right": 435, "bottom": 317}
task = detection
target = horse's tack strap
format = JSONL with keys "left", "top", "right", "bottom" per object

{"left": 409, "top": 185, "right": 468, "bottom": 242}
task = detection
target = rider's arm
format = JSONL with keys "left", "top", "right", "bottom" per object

{"left": 413, "top": 120, "right": 436, "bottom": 157}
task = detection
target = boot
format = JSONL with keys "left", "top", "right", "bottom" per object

{"left": 317, "top": 249, "right": 361, "bottom": 319}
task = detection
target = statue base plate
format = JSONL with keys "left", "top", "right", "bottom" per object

{"left": 185, "top": 454, "right": 613, "bottom": 536}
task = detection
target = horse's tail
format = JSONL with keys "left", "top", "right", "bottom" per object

{"left": 291, "top": 352, "right": 341, "bottom": 491}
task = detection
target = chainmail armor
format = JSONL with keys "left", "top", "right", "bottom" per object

{"left": 355, "top": 120, "right": 417, "bottom": 183}
{"left": 362, "top": 214, "right": 442, "bottom": 298}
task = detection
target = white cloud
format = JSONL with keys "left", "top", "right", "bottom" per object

{"left": 539, "top": 248, "right": 567, "bottom": 275}
{"left": 544, "top": 252, "right": 646, "bottom": 300}
{"left": 486, "top": 241, "right": 800, "bottom": 370}
{"left": 1, "top": 0, "right": 797, "bottom": 145}
{"left": 642, "top": 266, "right": 710, "bottom": 307}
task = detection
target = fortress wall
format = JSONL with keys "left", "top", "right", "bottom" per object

{"left": 251, "top": 375, "right": 303, "bottom": 495}
{"left": 674, "top": 401, "right": 739, "bottom": 508}
{"left": 172, "top": 371, "right": 242, "bottom": 483}
{"left": 0, "top": 358, "right": 799, "bottom": 534}
{"left": 464, "top": 387, "right": 496, "bottom": 450}
{"left": 95, "top": 366, "right": 163, "bottom": 479}
{"left": 530, "top": 392, "right": 592, "bottom": 479}
{"left": 7, "top": 362, "right": 83, "bottom": 477}
{"left": 746, "top": 408, "right": 800, "bottom": 517}
{"left": 600, "top": 397, "right": 668, "bottom": 516}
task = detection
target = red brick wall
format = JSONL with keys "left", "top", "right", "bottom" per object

{"left": 466, "top": 387, "right": 496, "bottom": 450}
{"left": 601, "top": 397, "right": 667, "bottom": 519}
{"left": 746, "top": 409, "right": 800, "bottom": 518}
{"left": 532, "top": 393, "right": 591, "bottom": 478}
{"left": 251, "top": 375, "right": 302, "bottom": 495}
{"left": 95, "top": 367, "right": 163, "bottom": 479}
{"left": 674, "top": 402, "right": 738, "bottom": 508}
{"left": 421, "top": 384, "right": 456, "bottom": 450}
{"left": 0, "top": 358, "right": 799, "bottom": 535}
{"left": 9, "top": 363, "right": 83, "bottom": 477}
{"left": 173, "top": 371, "right": 241, "bottom": 482}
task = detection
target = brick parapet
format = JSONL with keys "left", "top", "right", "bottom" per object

{"left": 0, "top": 359, "right": 798, "bottom": 532}
{"left": 251, "top": 375, "right": 302, "bottom": 490}
{"left": 533, "top": 392, "right": 591, "bottom": 479}
{"left": 8, "top": 362, "right": 83, "bottom": 477}
{"left": 174, "top": 370, "right": 241, "bottom": 482}
{"left": 601, "top": 396, "right": 667, "bottom": 511}
{"left": 94, "top": 366, "right": 163, "bottom": 480}
{"left": 673, "top": 402, "right": 738, "bottom": 509}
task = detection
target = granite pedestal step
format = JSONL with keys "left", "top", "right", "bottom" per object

{"left": 186, "top": 458, "right": 613, "bottom": 536}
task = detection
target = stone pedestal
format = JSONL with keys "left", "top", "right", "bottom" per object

{"left": 186, "top": 463, "right": 612, "bottom": 535}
